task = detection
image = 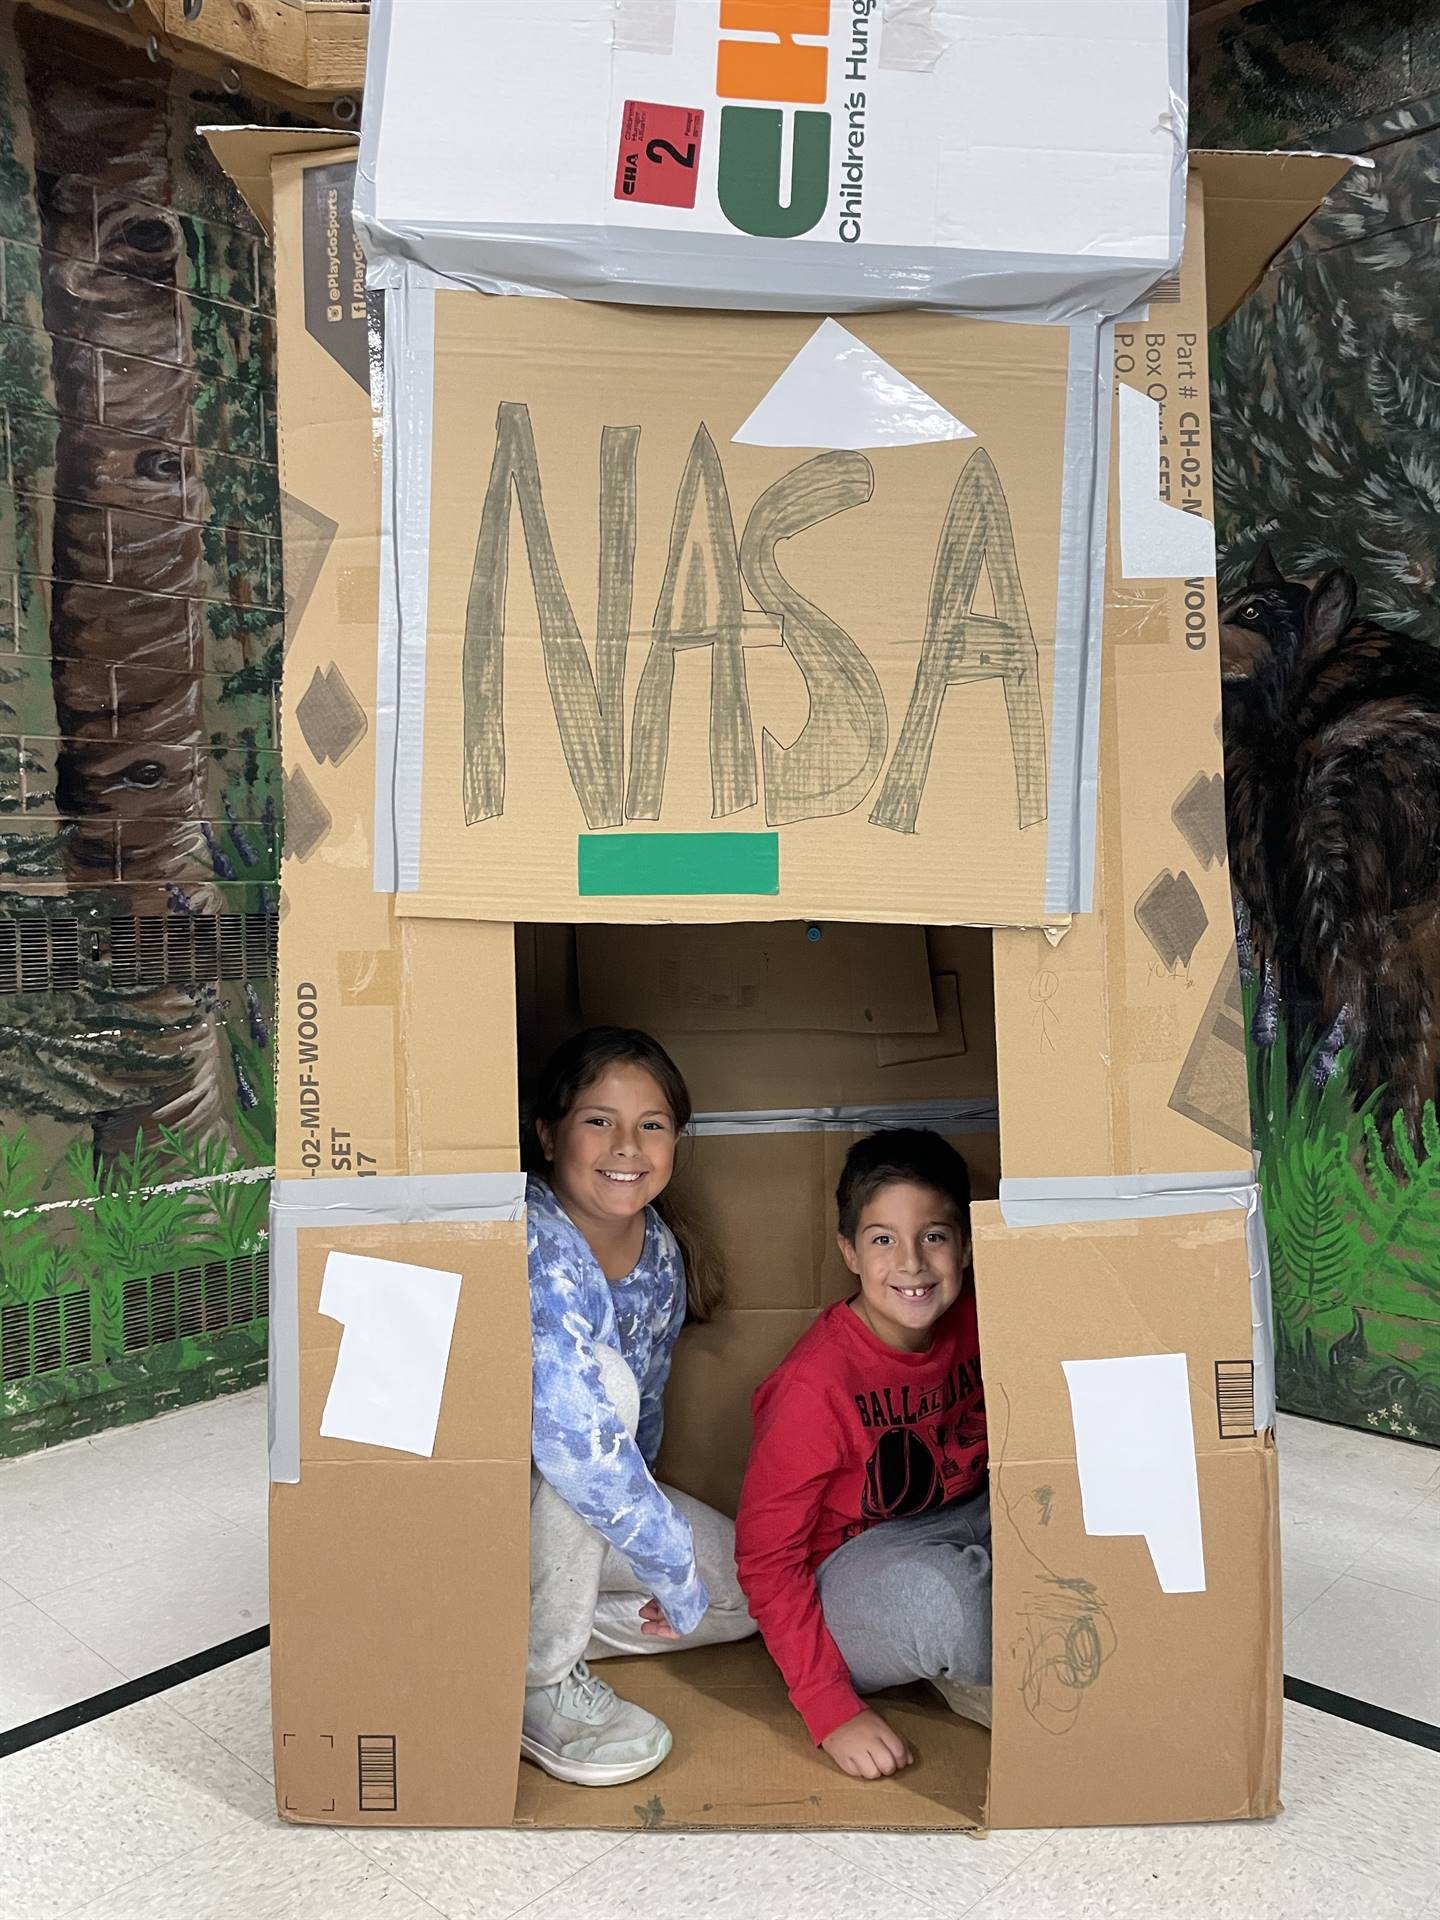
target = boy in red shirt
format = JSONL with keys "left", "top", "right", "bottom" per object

{"left": 735, "top": 1129, "right": 990, "bottom": 1780}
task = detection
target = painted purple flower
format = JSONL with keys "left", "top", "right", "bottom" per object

{"left": 222, "top": 795, "right": 260, "bottom": 867}
{"left": 245, "top": 984, "right": 269, "bottom": 1049}
{"left": 230, "top": 1034, "right": 258, "bottom": 1111}
{"left": 200, "top": 822, "right": 237, "bottom": 881}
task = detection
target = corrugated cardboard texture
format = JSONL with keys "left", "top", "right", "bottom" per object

{"left": 657, "top": 1127, "right": 1000, "bottom": 1520}
{"left": 273, "top": 1218, "right": 530, "bottom": 1828}
{"left": 1193, "top": 150, "right": 1356, "bottom": 327}
{"left": 226, "top": 131, "right": 1341, "bottom": 1831}
{"left": 265, "top": 146, "right": 519, "bottom": 1180}
{"left": 972, "top": 1203, "right": 1282, "bottom": 1829}
{"left": 396, "top": 298, "right": 1074, "bottom": 927}
{"left": 993, "top": 175, "right": 1253, "bottom": 1182}
{"left": 513, "top": 1641, "right": 986, "bottom": 1833}
{"left": 577, "top": 922, "right": 939, "bottom": 1035}
{"left": 574, "top": 923, "right": 997, "bottom": 1115}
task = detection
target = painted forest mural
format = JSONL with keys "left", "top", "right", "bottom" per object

{"left": 0, "top": 5, "right": 280, "bottom": 1453}
{"left": 1196, "top": 1, "right": 1440, "bottom": 1444}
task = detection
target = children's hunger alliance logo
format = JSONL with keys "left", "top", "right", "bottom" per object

{"left": 615, "top": 2, "right": 880, "bottom": 243}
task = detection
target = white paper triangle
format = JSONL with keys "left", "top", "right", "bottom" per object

{"left": 732, "top": 319, "right": 976, "bottom": 452}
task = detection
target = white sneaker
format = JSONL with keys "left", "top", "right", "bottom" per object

{"left": 521, "top": 1660, "right": 673, "bottom": 1787}
{"left": 929, "top": 1675, "right": 993, "bottom": 1728}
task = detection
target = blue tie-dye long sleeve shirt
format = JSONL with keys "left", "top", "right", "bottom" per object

{"left": 527, "top": 1175, "right": 709, "bottom": 1636}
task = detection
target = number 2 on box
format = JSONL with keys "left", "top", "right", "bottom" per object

{"left": 615, "top": 102, "right": 704, "bottom": 210}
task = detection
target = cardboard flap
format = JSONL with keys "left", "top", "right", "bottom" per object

{"left": 204, "top": 125, "right": 358, "bottom": 237}
{"left": 1195, "top": 149, "right": 1358, "bottom": 325}
{"left": 577, "top": 922, "right": 938, "bottom": 1036}
{"left": 398, "top": 295, "right": 1077, "bottom": 928}
{"left": 971, "top": 1203, "right": 1281, "bottom": 1829}
{"left": 273, "top": 1216, "right": 531, "bottom": 1828}
{"left": 295, "top": 1220, "right": 530, "bottom": 1469}
{"left": 973, "top": 1206, "right": 1258, "bottom": 1463}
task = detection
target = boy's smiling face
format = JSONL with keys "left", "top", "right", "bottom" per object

{"left": 840, "top": 1179, "right": 968, "bottom": 1354}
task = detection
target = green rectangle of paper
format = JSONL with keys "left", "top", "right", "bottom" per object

{"left": 577, "top": 833, "right": 780, "bottom": 897}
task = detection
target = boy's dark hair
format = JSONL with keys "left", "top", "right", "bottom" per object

{"left": 835, "top": 1128, "right": 972, "bottom": 1244}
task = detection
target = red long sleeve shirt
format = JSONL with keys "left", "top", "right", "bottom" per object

{"left": 735, "top": 1292, "right": 987, "bottom": 1746}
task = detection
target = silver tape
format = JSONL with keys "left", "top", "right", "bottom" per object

{"left": 612, "top": 0, "right": 675, "bottom": 54}
{"left": 1245, "top": 1180, "right": 1278, "bottom": 1431}
{"left": 998, "top": 1168, "right": 1255, "bottom": 1227}
{"left": 1044, "top": 321, "right": 1113, "bottom": 917}
{"left": 267, "top": 1170, "right": 527, "bottom": 1483}
{"left": 691, "top": 1099, "right": 998, "bottom": 1136}
{"left": 695, "top": 1105, "right": 998, "bottom": 1128}
{"left": 878, "top": 0, "right": 953, "bottom": 73}
{"left": 372, "top": 275, "right": 438, "bottom": 895}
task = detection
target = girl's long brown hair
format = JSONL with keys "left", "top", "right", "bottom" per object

{"left": 525, "top": 1026, "right": 725, "bottom": 1324}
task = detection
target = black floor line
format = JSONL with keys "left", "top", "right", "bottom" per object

{"left": 1283, "top": 1675, "right": 1440, "bottom": 1753}
{"left": 3, "top": 1632, "right": 1437, "bottom": 1766}
{"left": 0, "top": 1625, "right": 270, "bottom": 1759}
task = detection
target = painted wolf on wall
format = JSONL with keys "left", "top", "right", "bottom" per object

{"left": 1220, "top": 548, "right": 1440, "bottom": 1140}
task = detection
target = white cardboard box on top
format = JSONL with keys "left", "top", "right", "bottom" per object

{"left": 355, "top": 0, "right": 1189, "bottom": 319}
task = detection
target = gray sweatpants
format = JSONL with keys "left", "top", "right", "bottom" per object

{"left": 815, "top": 1487, "right": 992, "bottom": 1696}
{"left": 527, "top": 1346, "right": 756, "bottom": 1689}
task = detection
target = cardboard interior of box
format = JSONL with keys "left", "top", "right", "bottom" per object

{"left": 507, "top": 915, "right": 998, "bottom": 1832}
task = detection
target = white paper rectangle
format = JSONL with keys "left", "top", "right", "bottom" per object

{"left": 319, "top": 1251, "right": 462, "bottom": 1459}
{"left": 1062, "top": 1352, "right": 1206, "bottom": 1593}
{"left": 1117, "top": 385, "right": 1217, "bottom": 580}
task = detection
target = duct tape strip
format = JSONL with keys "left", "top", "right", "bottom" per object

{"left": 1161, "top": 0, "right": 1190, "bottom": 296}
{"left": 691, "top": 1099, "right": 999, "bottom": 1136}
{"left": 879, "top": 0, "right": 954, "bottom": 73}
{"left": 1245, "top": 1181, "right": 1278, "bottom": 1431}
{"left": 1044, "top": 321, "right": 1113, "bottom": 917}
{"left": 267, "top": 1169, "right": 526, "bottom": 1483}
{"left": 999, "top": 1167, "right": 1276, "bottom": 1429}
{"left": 372, "top": 275, "right": 438, "bottom": 895}
{"left": 372, "top": 285, "right": 401, "bottom": 893}
{"left": 612, "top": 0, "right": 676, "bottom": 54}
{"left": 999, "top": 1168, "right": 1253, "bottom": 1226}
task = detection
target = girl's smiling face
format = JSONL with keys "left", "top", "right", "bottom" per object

{"left": 538, "top": 1063, "right": 678, "bottom": 1229}
{"left": 841, "top": 1179, "right": 967, "bottom": 1353}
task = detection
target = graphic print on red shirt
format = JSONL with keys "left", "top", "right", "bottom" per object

{"left": 735, "top": 1290, "right": 987, "bottom": 1746}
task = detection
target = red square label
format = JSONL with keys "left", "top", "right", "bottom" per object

{"left": 614, "top": 101, "right": 705, "bottom": 210}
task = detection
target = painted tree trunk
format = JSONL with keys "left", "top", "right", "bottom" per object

{"left": 19, "top": 16, "right": 226, "bottom": 1159}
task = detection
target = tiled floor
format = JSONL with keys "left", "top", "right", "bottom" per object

{"left": 2, "top": 1396, "right": 1437, "bottom": 1918}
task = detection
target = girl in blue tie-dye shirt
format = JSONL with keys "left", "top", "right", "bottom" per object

{"left": 522, "top": 1027, "right": 755, "bottom": 1789}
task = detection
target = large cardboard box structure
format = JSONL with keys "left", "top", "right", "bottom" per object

{"left": 211, "top": 125, "right": 1348, "bottom": 1833}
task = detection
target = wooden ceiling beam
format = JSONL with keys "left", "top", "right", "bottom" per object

{"left": 17, "top": 0, "right": 365, "bottom": 116}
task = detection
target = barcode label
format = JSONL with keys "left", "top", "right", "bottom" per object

{"left": 1148, "top": 267, "right": 1183, "bottom": 304}
{"left": 358, "top": 1734, "right": 398, "bottom": 1812}
{"left": 1215, "top": 1361, "right": 1256, "bottom": 1439}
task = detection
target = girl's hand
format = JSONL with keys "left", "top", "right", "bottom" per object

{"left": 821, "top": 1709, "right": 914, "bottom": 1780}
{"left": 639, "top": 1597, "right": 681, "bottom": 1640}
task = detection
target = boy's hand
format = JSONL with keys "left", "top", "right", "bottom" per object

{"left": 639, "top": 1598, "right": 680, "bottom": 1640}
{"left": 821, "top": 1709, "right": 914, "bottom": 1779}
